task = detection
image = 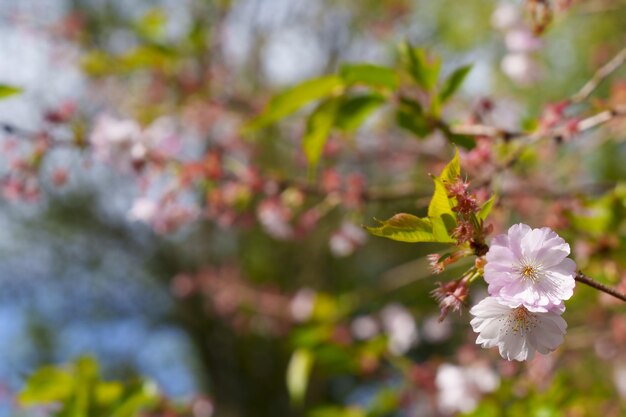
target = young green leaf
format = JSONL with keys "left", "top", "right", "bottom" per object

{"left": 19, "top": 367, "right": 75, "bottom": 404}
{"left": 438, "top": 148, "right": 461, "bottom": 184}
{"left": 439, "top": 65, "right": 472, "bottom": 103}
{"left": 340, "top": 63, "right": 399, "bottom": 90}
{"left": 478, "top": 195, "right": 496, "bottom": 221}
{"left": 396, "top": 97, "right": 432, "bottom": 138}
{"left": 335, "top": 94, "right": 385, "bottom": 133}
{"left": 366, "top": 213, "right": 436, "bottom": 242}
{"left": 246, "top": 76, "right": 344, "bottom": 131}
{"left": 302, "top": 98, "right": 341, "bottom": 167}
{"left": 426, "top": 150, "right": 462, "bottom": 241}
{"left": 0, "top": 84, "right": 22, "bottom": 99}
{"left": 401, "top": 44, "right": 441, "bottom": 91}
{"left": 287, "top": 349, "right": 314, "bottom": 405}
{"left": 439, "top": 123, "right": 476, "bottom": 149}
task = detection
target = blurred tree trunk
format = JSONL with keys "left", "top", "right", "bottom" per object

{"left": 176, "top": 299, "right": 295, "bottom": 417}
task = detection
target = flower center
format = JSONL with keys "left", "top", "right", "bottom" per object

{"left": 516, "top": 259, "right": 543, "bottom": 283}
{"left": 507, "top": 306, "right": 538, "bottom": 335}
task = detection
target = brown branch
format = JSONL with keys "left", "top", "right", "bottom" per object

{"left": 571, "top": 47, "right": 626, "bottom": 104}
{"left": 575, "top": 271, "right": 626, "bottom": 303}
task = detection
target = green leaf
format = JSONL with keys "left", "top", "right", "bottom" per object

{"left": 287, "top": 349, "right": 314, "bottom": 405}
{"left": 339, "top": 63, "right": 399, "bottom": 90}
{"left": 0, "top": 84, "right": 22, "bottom": 99}
{"left": 426, "top": 151, "right": 461, "bottom": 241}
{"left": 302, "top": 98, "right": 341, "bottom": 167}
{"left": 401, "top": 44, "right": 441, "bottom": 91}
{"left": 366, "top": 213, "right": 437, "bottom": 243}
{"left": 428, "top": 179, "right": 457, "bottom": 241}
{"left": 478, "top": 195, "right": 496, "bottom": 221}
{"left": 335, "top": 94, "right": 385, "bottom": 133}
{"left": 439, "top": 122, "right": 476, "bottom": 149}
{"left": 135, "top": 8, "right": 167, "bottom": 39}
{"left": 111, "top": 382, "right": 158, "bottom": 417}
{"left": 447, "top": 132, "right": 476, "bottom": 149}
{"left": 19, "top": 367, "right": 75, "bottom": 404}
{"left": 396, "top": 98, "right": 432, "bottom": 138}
{"left": 438, "top": 148, "right": 461, "bottom": 184}
{"left": 309, "top": 406, "right": 366, "bottom": 417}
{"left": 247, "top": 76, "right": 344, "bottom": 130}
{"left": 439, "top": 65, "right": 472, "bottom": 103}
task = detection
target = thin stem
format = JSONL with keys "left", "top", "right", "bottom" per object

{"left": 575, "top": 271, "right": 626, "bottom": 303}
{"left": 571, "top": 47, "right": 626, "bottom": 104}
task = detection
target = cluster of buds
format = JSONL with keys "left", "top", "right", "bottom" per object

{"left": 427, "top": 252, "right": 464, "bottom": 275}
{"left": 431, "top": 276, "right": 470, "bottom": 322}
{"left": 445, "top": 177, "right": 491, "bottom": 255}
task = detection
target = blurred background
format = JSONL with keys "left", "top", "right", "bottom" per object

{"left": 0, "top": 0, "right": 626, "bottom": 416}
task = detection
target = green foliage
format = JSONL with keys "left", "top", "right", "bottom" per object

{"left": 366, "top": 150, "right": 461, "bottom": 243}
{"left": 247, "top": 45, "right": 476, "bottom": 167}
{"left": 395, "top": 97, "right": 431, "bottom": 138}
{"left": 309, "top": 406, "right": 366, "bottom": 417}
{"left": 400, "top": 44, "right": 441, "bottom": 91}
{"left": 19, "top": 357, "right": 160, "bottom": 417}
{"left": 439, "top": 65, "right": 472, "bottom": 103}
{"left": 335, "top": 94, "right": 386, "bottom": 133}
{"left": 246, "top": 75, "right": 344, "bottom": 131}
{"left": 286, "top": 348, "right": 315, "bottom": 405}
{"left": 478, "top": 195, "right": 496, "bottom": 221}
{"left": 339, "top": 63, "right": 399, "bottom": 90}
{"left": 0, "top": 84, "right": 22, "bottom": 99}
{"left": 303, "top": 98, "right": 343, "bottom": 167}
{"left": 135, "top": 8, "right": 167, "bottom": 40}
{"left": 366, "top": 213, "right": 444, "bottom": 243}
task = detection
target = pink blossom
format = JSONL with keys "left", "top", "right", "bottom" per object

{"left": 470, "top": 296, "right": 567, "bottom": 361}
{"left": 89, "top": 115, "right": 142, "bottom": 168}
{"left": 257, "top": 198, "right": 294, "bottom": 240}
{"left": 128, "top": 197, "right": 158, "bottom": 223}
{"left": 505, "top": 29, "right": 542, "bottom": 53}
{"left": 380, "top": 303, "right": 418, "bottom": 355}
{"left": 436, "top": 362, "right": 500, "bottom": 414}
{"left": 89, "top": 115, "right": 181, "bottom": 171}
{"left": 491, "top": 3, "right": 520, "bottom": 30}
{"left": 501, "top": 53, "right": 540, "bottom": 85}
{"left": 329, "top": 222, "right": 367, "bottom": 257}
{"left": 485, "top": 223, "right": 576, "bottom": 311}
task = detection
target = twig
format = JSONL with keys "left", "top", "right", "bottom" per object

{"left": 575, "top": 271, "right": 626, "bottom": 303}
{"left": 571, "top": 47, "right": 626, "bottom": 104}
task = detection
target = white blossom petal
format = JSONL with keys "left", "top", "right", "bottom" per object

{"left": 470, "top": 296, "right": 567, "bottom": 361}
{"left": 485, "top": 223, "right": 576, "bottom": 310}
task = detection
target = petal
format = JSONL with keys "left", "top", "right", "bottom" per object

{"left": 506, "top": 223, "right": 532, "bottom": 259}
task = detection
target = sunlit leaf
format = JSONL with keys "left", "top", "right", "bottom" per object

{"left": 427, "top": 151, "right": 461, "bottom": 241}
{"left": 396, "top": 97, "right": 431, "bottom": 138}
{"left": 287, "top": 349, "right": 314, "bottom": 405}
{"left": 339, "top": 63, "right": 399, "bottom": 90}
{"left": 0, "top": 84, "right": 22, "bottom": 99}
{"left": 438, "top": 148, "right": 461, "bottom": 184}
{"left": 302, "top": 98, "right": 341, "bottom": 167}
{"left": 366, "top": 213, "right": 437, "bottom": 243}
{"left": 95, "top": 382, "right": 124, "bottom": 406}
{"left": 309, "top": 406, "right": 366, "bottom": 417}
{"left": 439, "top": 65, "right": 472, "bottom": 103}
{"left": 401, "top": 44, "right": 441, "bottom": 91}
{"left": 19, "top": 367, "right": 75, "bottom": 404}
{"left": 247, "top": 76, "right": 344, "bottom": 130}
{"left": 136, "top": 8, "right": 167, "bottom": 39}
{"left": 478, "top": 195, "right": 496, "bottom": 221}
{"left": 439, "top": 123, "right": 476, "bottom": 149}
{"left": 111, "top": 382, "right": 159, "bottom": 417}
{"left": 335, "top": 94, "right": 385, "bottom": 133}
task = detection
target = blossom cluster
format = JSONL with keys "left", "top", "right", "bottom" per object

{"left": 470, "top": 223, "right": 577, "bottom": 361}
{"left": 491, "top": 3, "right": 543, "bottom": 85}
